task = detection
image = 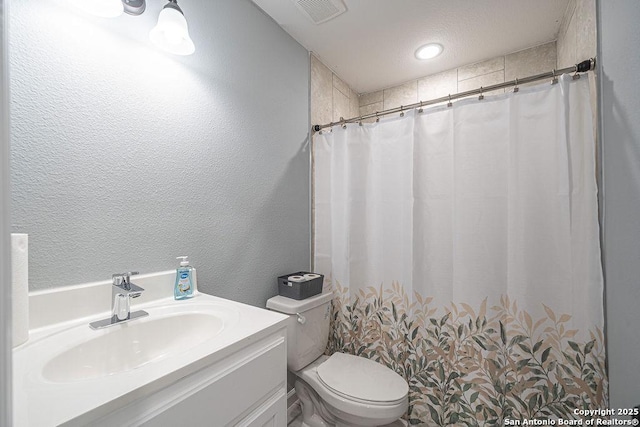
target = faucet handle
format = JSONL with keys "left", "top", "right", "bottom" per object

{"left": 112, "top": 271, "right": 139, "bottom": 288}
{"left": 112, "top": 273, "right": 126, "bottom": 287}
{"left": 123, "top": 271, "right": 139, "bottom": 285}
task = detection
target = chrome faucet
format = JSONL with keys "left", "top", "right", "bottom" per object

{"left": 90, "top": 272, "right": 149, "bottom": 329}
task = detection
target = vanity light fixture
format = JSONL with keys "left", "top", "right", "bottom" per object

{"left": 74, "top": 0, "right": 195, "bottom": 56}
{"left": 122, "top": 0, "right": 146, "bottom": 15}
{"left": 149, "top": 0, "right": 196, "bottom": 56}
{"left": 415, "top": 43, "right": 443, "bottom": 60}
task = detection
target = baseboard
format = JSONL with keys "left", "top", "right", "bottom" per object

{"left": 286, "top": 389, "right": 301, "bottom": 424}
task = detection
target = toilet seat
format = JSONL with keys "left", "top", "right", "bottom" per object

{"left": 316, "top": 353, "right": 408, "bottom": 405}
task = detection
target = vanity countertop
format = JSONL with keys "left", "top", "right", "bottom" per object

{"left": 12, "top": 271, "right": 287, "bottom": 426}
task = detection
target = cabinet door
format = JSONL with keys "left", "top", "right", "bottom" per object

{"left": 235, "top": 388, "right": 286, "bottom": 427}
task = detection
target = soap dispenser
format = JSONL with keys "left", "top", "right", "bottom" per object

{"left": 174, "top": 256, "right": 195, "bottom": 300}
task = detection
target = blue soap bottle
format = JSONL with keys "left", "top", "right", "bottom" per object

{"left": 174, "top": 256, "right": 194, "bottom": 300}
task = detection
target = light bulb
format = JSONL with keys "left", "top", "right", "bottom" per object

{"left": 415, "top": 43, "right": 443, "bottom": 60}
{"left": 164, "top": 27, "right": 184, "bottom": 46}
{"left": 149, "top": 3, "right": 195, "bottom": 56}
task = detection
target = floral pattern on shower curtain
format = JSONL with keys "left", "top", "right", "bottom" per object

{"left": 313, "top": 75, "right": 606, "bottom": 426}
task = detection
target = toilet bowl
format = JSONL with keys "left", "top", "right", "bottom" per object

{"left": 266, "top": 292, "right": 408, "bottom": 427}
{"left": 294, "top": 354, "right": 408, "bottom": 426}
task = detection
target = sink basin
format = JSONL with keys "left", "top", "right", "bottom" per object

{"left": 42, "top": 312, "right": 224, "bottom": 382}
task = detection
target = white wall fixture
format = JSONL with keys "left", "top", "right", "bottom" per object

{"left": 149, "top": 0, "right": 195, "bottom": 56}
{"left": 73, "top": 0, "right": 194, "bottom": 55}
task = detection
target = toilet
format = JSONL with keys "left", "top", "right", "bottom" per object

{"left": 267, "top": 292, "right": 408, "bottom": 427}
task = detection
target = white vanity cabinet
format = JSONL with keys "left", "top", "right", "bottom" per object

{"left": 14, "top": 271, "right": 289, "bottom": 427}
{"left": 81, "top": 330, "right": 287, "bottom": 427}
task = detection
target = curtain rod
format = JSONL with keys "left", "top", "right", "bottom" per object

{"left": 313, "top": 58, "right": 596, "bottom": 132}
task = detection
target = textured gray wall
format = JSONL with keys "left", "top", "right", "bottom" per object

{"left": 598, "top": 0, "right": 640, "bottom": 409}
{"left": 9, "top": 0, "right": 310, "bottom": 307}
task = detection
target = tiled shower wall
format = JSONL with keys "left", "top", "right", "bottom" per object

{"left": 557, "top": 0, "right": 597, "bottom": 131}
{"left": 310, "top": 0, "right": 596, "bottom": 128}
{"left": 358, "top": 41, "right": 557, "bottom": 117}
{"left": 311, "top": 54, "right": 359, "bottom": 128}
{"left": 312, "top": 41, "right": 558, "bottom": 128}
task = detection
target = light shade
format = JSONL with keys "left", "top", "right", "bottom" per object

{"left": 415, "top": 43, "right": 443, "bottom": 60}
{"left": 149, "top": 4, "right": 195, "bottom": 56}
{"left": 75, "top": 0, "right": 124, "bottom": 18}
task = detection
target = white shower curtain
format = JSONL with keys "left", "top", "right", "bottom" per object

{"left": 314, "top": 75, "right": 606, "bottom": 425}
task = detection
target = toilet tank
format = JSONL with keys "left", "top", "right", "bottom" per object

{"left": 266, "top": 292, "right": 333, "bottom": 371}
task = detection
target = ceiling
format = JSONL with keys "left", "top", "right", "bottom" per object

{"left": 252, "top": 0, "right": 570, "bottom": 94}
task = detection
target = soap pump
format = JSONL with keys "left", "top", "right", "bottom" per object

{"left": 174, "top": 256, "right": 194, "bottom": 300}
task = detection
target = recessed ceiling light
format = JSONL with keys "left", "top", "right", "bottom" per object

{"left": 415, "top": 43, "right": 443, "bottom": 60}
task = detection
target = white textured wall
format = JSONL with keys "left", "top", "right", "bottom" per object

{"left": 9, "top": 0, "right": 310, "bottom": 307}
{"left": 1, "top": 0, "right": 12, "bottom": 423}
{"left": 599, "top": 0, "right": 640, "bottom": 410}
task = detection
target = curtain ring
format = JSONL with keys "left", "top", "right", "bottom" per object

{"left": 399, "top": 106, "right": 405, "bottom": 117}
{"left": 514, "top": 78, "right": 520, "bottom": 93}
{"left": 358, "top": 116, "right": 363, "bottom": 126}
{"left": 375, "top": 112, "right": 380, "bottom": 123}
{"left": 552, "top": 69, "right": 558, "bottom": 85}
{"left": 572, "top": 64, "right": 581, "bottom": 80}
{"left": 447, "top": 94, "right": 452, "bottom": 108}
{"left": 340, "top": 116, "right": 347, "bottom": 129}
{"left": 478, "top": 87, "right": 484, "bottom": 101}
{"left": 418, "top": 101, "right": 424, "bottom": 113}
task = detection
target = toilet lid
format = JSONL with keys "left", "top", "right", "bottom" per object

{"left": 316, "top": 353, "right": 408, "bottom": 403}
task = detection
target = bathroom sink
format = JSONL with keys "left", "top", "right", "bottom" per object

{"left": 42, "top": 312, "right": 224, "bottom": 382}
{"left": 13, "top": 271, "right": 289, "bottom": 427}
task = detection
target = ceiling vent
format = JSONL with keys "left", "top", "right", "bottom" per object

{"left": 292, "top": 0, "right": 347, "bottom": 24}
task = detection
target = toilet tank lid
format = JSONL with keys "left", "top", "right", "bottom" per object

{"left": 266, "top": 292, "right": 333, "bottom": 314}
